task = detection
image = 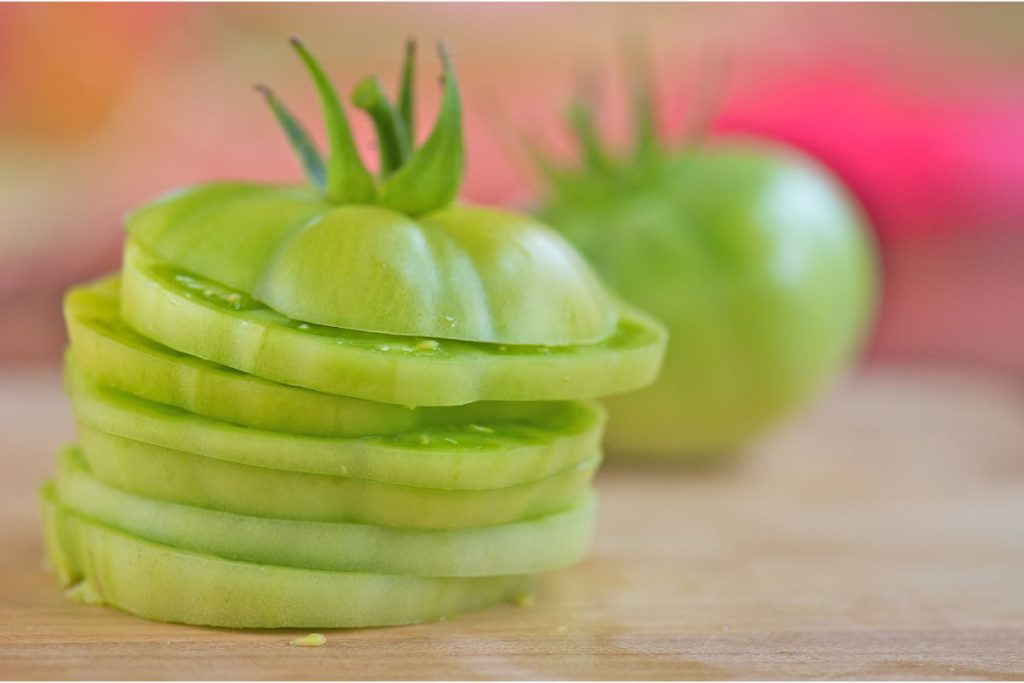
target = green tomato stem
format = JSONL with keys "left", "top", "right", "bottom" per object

{"left": 398, "top": 39, "right": 416, "bottom": 141}
{"left": 290, "top": 38, "right": 377, "bottom": 204}
{"left": 567, "top": 100, "right": 611, "bottom": 174}
{"left": 522, "top": 135, "right": 579, "bottom": 199}
{"left": 257, "top": 38, "right": 463, "bottom": 214}
{"left": 380, "top": 42, "right": 464, "bottom": 216}
{"left": 625, "top": 39, "right": 658, "bottom": 165}
{"left": 254, "top": 85, "right": 326, "bottom": 192}
{"left": 352, "top": 76, "right": 412, "bottom": 177}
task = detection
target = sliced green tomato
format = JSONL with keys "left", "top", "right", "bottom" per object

{"left": 127, "top": 183, "right": 616, "bottom": 346}
{"left": 65, "top": 278, "right": 550, "bottom": 437}
{"left": 54, "top": 448, "right": 595, "bottom": 577}
{"left": 66, "top": 361, "right": 603, "bottom": 491}
{"left": 41, "top": 491, "right": 535, "bottom": 628}
{"left": 120, "top": 242, "right": 667, "bottom": 406}
{"left": 77, "top": 430, "right": 598, "bottom": 529}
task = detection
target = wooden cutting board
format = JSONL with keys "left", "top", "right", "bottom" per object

{"left": 2, "top": 366, "right": 1022, "bottom": 680}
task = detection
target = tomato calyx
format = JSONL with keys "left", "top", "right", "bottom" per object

{"left": 530, "top": 47, "right": 731, "bottom": 206}
{"left": 255, "top": 38, "right": 463, "bottom": 216}
{"left": 530, "top": 83, "right": 667, "bottom": 204}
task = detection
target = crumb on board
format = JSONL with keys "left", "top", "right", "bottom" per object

{"left": 511, "top": 593, "right": 535, "bottom": 607}
{"left": 291, "top": 633, "right": 327, "bottom": 647}
{"left": 65, "top": 581, "right": 104, "bottom": 606}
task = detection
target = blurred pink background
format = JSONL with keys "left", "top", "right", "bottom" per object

{"left": 1, "top": 3, "right": 1022, "bottom": 373}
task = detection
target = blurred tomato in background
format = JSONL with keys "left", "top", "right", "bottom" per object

{"left": 1, "top": 2, "right": 1022, "bottom": 381}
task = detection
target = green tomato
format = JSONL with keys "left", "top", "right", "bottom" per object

{"left": 66, "top": 360, "right": 604, "bottom": 491}
{"left": 128, "top": 184, "right": 616, "bottom": 346}
{"left": 66, "top": 277, "right": 551, "bottom": 437}
{"left": 42, "top": 487, "right": 535, "bottom": 628}
{"left": 121, "top": 242, "right": 665, "bottom": 406}
{"left": 76, "top": 429, "right": 598, "bottom": 530}
{"left": 113, "top": 41, "right": 667, "bottom": 405}
{"left": 123, "top": 41, "right": 633, "bottom": 350}
{"left": 539, "top": 140, "right": 876, "bottom": 458}
{"left": 54, "top": 448, "right": 595, "bottom": 577}
{"left": 44, "top": 39, "right": 652, "bottom": 627}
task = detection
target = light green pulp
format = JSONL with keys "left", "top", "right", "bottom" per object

{"left": 127, "top": 183, "right": 616, "bottom": 346}
{"left": 76, "top": 428, "right": 600, "bottom": 530}
{"left": 120, "top": 242, "right": 666, "bottom": 406}
{"left": 53, "top": 448, "right": 596, "bottom": 576}
{"left": 41, "top": 485, "right": 535, "bottom": 628}
{"left": 66, "top": 360, "right": 604, "bottom": 491}
{"left": 65, "top": 277, "right": 552, "bottom": 437}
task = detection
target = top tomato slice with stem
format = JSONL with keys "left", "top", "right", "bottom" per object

{"left": 119, "top": 40, "right": 666, "bottom": 405}
{"left": 126, "top": 40, "right": 636, "bottom": 348}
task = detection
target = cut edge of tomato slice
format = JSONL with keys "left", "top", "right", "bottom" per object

{"left": 41, "top": 487, "right": 537, "bottom": 628}
{"left": 65, "top": 279, "right": 556, "bottom": 436}
{"left": 54, "top": 447, "right": 596, "bottom": 577}
{"left": 67, "top": 361, "right": 605, "bottom": 491}
{"left": 121, "top": 242, "right": 667, "bottom": 406}
{"left": 76, "top": 433, "right": 600, "bottom": 530}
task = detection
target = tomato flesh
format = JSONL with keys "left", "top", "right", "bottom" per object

{"left": 53, "top": 449, "right": 595, "bottom": 576}
{"left": 76, "top": 428, "right": 599, "bottom": 530}
{"left": 41, "top": 44, "right": 669, "bottom": 628}
{"left": 128, "top": 183, "right": 617, "bottom": 346}
{"left": 121, "top": 242, "right": 667, "bottom": 406}
{"left": 66, "top": 361, "right": 604, "bottom": 491}
{"left": 42, "top": 487, "right": 535, "bottom": 628}
{"left": 66, "top": 278, "right": 551, "bottom": 437}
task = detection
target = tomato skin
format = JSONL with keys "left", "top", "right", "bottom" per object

{"left": 540, "top": 141, "right": 877, "bottom": 458}
{"left": 127, "top": 184, "right": 616, "bottom": 347}
{"left": 120, "top": 242, "right": 665, "bottom": 407}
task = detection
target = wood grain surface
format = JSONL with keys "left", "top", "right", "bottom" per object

{"left": 1, "top": 366, "right": 1023, "bottom": 680}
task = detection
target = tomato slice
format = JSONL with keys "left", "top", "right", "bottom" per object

{"left": 77, "top": 428, "right": 598, "bottom": 529}
{"left": 42, "top": 487, "right": 535, "bottom": 628}
{"left": 67, "top": 362, "right": 604, "bottom": 491}
{"left": 121, "top": 241, "right": 667, "bottom": 406}
{"left": 127, "top": 183, "right": 618, "bottom": 346}
{"left": 66, "top": 278, "right": 550, "bottom": 437}
{"left": 54, "top": 448, "right": 595, "bottom": 577}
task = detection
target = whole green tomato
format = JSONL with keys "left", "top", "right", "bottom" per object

{"left": 536, "top": 93, "right": 877, "bottom": 459}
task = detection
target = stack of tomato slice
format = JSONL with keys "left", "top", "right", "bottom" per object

{"left": 42, "top": 41, "right": 667, "bottom": 628}
{"left": 45, "top": 206, "right": 666, "bottom": 628}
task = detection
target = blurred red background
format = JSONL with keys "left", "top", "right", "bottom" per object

{"left": 1, "top": 3, "right": 1022, "bottom": 373}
